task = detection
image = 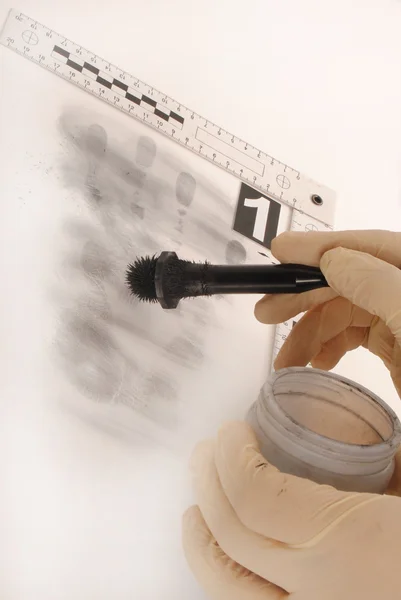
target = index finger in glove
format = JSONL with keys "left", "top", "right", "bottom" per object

{"left": 255, "top": 230, "right": 401, "bottom": 325}
{"left": 214, "top": 421, "right": 374, "bottom": 546}
{"left": 321, "top": 247, "right": 401, "bottom": 348}
{"left": 272, "top": 229, "right": 401, "bottom": 267}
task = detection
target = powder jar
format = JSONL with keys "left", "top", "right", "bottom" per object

{"left": 245, "top": 367, "right": 401, "bottom": 493}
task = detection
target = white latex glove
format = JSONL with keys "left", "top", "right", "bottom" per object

{"left": 182, "top": 421, "right": 401, "bottom": 600}
{"left": 182, "top": 230, "right": 401, "bottom": 599}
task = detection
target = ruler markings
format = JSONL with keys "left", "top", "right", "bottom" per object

{"left": 195, "top": 127, "right": 265, "bottom": 176}
{"left": 1, "top": 10, "right": 336, "bottom": 223}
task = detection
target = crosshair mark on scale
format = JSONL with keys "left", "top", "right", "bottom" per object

{"left": 22, "top": 30, "right": 38, "bottom": 44}
{"left": 276, "top": 174, "right": 291, "bottom": 189}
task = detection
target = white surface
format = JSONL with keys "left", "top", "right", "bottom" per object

{"left": 1, "top": 1, "right": 401, "bottom": 599}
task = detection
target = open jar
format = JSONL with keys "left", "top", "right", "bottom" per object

{"left": 245, "top": 367, "right": 401, "bottom": 493}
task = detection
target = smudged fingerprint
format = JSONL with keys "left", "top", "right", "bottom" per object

{"left": 116, "top": 371, "right": 178, "bottom": 425}
{"left": 57, "top": 315, "right": 124, "bottom": 403}
{"left": 174, "top": 172, "right": 196, "bottom": 238}
{"left": 165, "top": 337, "right": 204, "bottom": 368}
{"left": 184, "top": 298, "right": 211, "bottom": 327}
{"left": 130, "top": 203, "right": 144, "bottom": 220}
{"left": 130, "top": 136, "right": 158, "bottom": 218}
{"left": 136, "top": 136, "right": 157, "bottom": 168}
{"left": 141, "top": 374, "right": 178, "bottom": 425}
{"left": 85, "top": 124, "right": 108, "bottom": 200}
{"left": 72, "top": 292, "right": 112, "bottom": 322}
{"left": 225, "top": 240, "right": 247, "bottom": 264}
{"left": 80, "top": 240, "right": 113, "bottom": 282}
{"left": 113, "top": 154, "right": 146, "bottom": 189}
{"left": 176, "top": 172, "right": 196, "bottom": 207}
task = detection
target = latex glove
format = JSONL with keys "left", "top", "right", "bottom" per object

{"left": 254, "top": 230, "right": 401, "bottom": 397}
{"left": 182, "top": 421, "right": 401, "bottom": 600}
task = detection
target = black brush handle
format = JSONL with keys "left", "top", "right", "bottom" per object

{"left": 184, "top": 263, "right": 328, "bottom": 296}
{"left": 155, "top": 252, "right": 329, "bottom": 309}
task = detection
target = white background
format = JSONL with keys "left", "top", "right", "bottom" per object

{"left": 1, "top": 1, "right": 401, "bottom": 598}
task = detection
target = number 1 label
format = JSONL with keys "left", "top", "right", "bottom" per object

{"left": 243, "top": 197, "right": 270, "bottom": 242}
{"left": 233, "top": 183, "right": 282, "bottom": 249}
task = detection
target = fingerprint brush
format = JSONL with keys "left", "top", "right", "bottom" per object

{"left": 125, "top": 251, "right": 329, "bottom": 309}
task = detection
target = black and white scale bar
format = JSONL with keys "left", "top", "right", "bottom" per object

{"left": 52, "top": 45, "right": 184, "bottom": 128}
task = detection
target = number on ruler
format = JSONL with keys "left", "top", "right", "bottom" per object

{"left": 233, "top": 183, "right": 282, "bottom": 250}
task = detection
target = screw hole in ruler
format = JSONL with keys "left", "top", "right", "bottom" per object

{"left": 311, "top": 194, "right": 324, "bottom": 206}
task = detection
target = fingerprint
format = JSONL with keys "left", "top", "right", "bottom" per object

{"left": 130, "top": 203, "right": 144, "bottom": 219}
{"left": 146, "top": 374, "right": 176, "bottom": 401}
{"left": 57, "top": 316, "right": 123, "bottom": 403}
{"left": 136, "top": 136, "right": 157, "bottom": 168}
{"left": 142, "top": 374, "right": 178, "bottom": 425}
{"left": 86, "top": 124, "right": 108, "bottom": 157}
{"left": 165, "top": 337, "right": 203, "bottom": 368}
{"left": 176, "top": 172, "right": 196, "bottom": 207}
{"left": 76, "top": 295, "right": 112, "bottom": 321}
{"left": 85, "top": 124, "right": 108, "bottom": 200}
{"left": 225, "top": 240, "right": 247, "bottom": 264}
{"left": 80, "top": 240, "right": 113, "bottom": 281}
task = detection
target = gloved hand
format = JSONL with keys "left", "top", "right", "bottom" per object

{"left": 182, "top": 230, "right": 401, "bottom": 599}
{"left": 182, "top": 421, "right": 401, "bottom": 600}
{"left": 255, "top": 229, "right": 401, "bottom": 397}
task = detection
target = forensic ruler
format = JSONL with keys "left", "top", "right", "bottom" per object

{"left": 0, "top": 9, "right": 337, "bottom": 368}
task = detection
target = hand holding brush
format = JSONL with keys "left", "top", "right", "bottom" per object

{"left": 125, "top": 250, "right": 329, "bottom": 309}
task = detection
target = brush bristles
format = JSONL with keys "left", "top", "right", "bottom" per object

{"left": 126, "top": 253, "right": 211, "bottom": 305}
{"left": 126, "top": 255, "right": 158, "bottom": 302}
